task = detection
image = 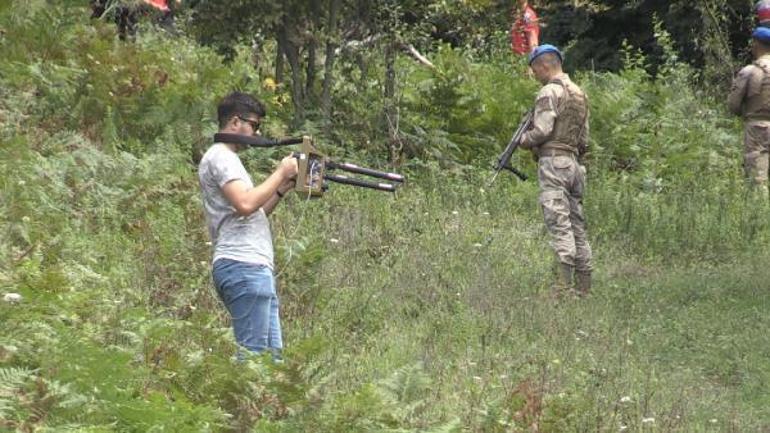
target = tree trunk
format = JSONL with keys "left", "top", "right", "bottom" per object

{"left": 355, "top": 52, "right": 369, "bottom": 92}
{"left": 384, "top": 41, "right": 400, "bottom": 165}
{"left": 305, "top": 43, "right": 316, "bottom": 103}
{"left": 321, "top": 0, "right": 341, "bottom": 128}
{"left": 305, "top": 0, "right": 322, "bottom": 103}
{"left": 279, "top": 18, "right": 305, "bottom": 127}
{"left": 275, "top": 36, "right": 285, "bottom": 84}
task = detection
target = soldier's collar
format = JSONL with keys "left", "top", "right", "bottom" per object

{"left": 548, "top": 73, "right": 569, "bottom": 85}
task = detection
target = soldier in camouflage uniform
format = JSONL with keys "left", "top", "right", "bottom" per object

{"left": 519, "top": 44, "right": 592, "bottom": 296}
{"left": 729, "top": 28, "right": 770, "bottom": 194}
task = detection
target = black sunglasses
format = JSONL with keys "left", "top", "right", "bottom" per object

{"left": 237, "top": 116, "right": 261, "bottom": 132}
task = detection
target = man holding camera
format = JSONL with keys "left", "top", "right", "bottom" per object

{"left": 198, "top": 92, "right": 298, "bottom": 358}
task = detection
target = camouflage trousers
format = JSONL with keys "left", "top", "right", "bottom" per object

{"left": 537, "top": 155, "right": 592, "bottom": 272}
{"left": 743, "top": 120, "right": 770, "bottom": 189}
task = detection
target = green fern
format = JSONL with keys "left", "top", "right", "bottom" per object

{"left": 0, "top": 366, "right": 36, "bottom": 415}
{"left": 376, "top": 362, "right": 431, "bottom": 423}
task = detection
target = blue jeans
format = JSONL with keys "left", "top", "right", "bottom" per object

{"left": 212, "top": 259, "right": 282, "bottom": 356}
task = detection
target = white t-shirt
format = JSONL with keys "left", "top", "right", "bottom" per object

{"left": 198, "top": 144, "right": 274, "bottom": 269}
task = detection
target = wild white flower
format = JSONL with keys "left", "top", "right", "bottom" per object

{"left": 709, "top": 419, "right": 717, "bottom": 424}
{"left": 330, "top": 238, "right": 339, "bottom": 244}
{"left": 619, "top": 396, "right": 632, "bottom": 403}
{"left": 626, "top": 338, "right": 633, "bottom": 345}
{"left": 17, "top": 180, "right": 25, "bottom": 186}
{"left": 473, "top": 376, "right": 482, "bottom": 382}
{"left": 451, "top": 210, "right": 459, "bottom": 215}
{"left": 551, "top": 359, "right": 561, "bottom": 365}
{"left": 641, "top": 417, "right": 655, "bottom": 424}
{"left": 482, "top": 211, "right": 490, "bottom": 216}
{"left": 619, "top": 424, "right": 628, "bottom": 432}
{"left": 473, "top": 243, "right": 482, "bottom": 248}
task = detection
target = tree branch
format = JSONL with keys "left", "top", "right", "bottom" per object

{"left": 399, "top": 42, "right": 435, "bottom": 69}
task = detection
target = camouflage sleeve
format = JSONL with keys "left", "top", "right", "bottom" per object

{"left": 578, "top": 107, "right": 590, "bottom": 156}
{"left": 728, "top": 66, "right": 753, "bottom": 116}
{"left": 520, "top": 85, "right": 559, "bottom": 149}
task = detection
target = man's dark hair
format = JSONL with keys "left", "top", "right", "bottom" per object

{"left": 217, "top": 92, "right": 267, "bottom": 128}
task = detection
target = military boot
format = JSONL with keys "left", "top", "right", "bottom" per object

{"left": 575, "top": 271, "right": 591, "bottom": 297}
{"left": 553, "top": 263, "right": 574, "bottom": 297}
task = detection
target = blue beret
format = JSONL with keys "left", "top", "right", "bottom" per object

{"left": 528, "top": 44, "right": 563, "bottom": 65}
{"left": 753, "top": 27, "right": 770, "bottom": 43}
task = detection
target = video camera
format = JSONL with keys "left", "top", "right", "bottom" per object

{"left": 213, "top": 133, "right": 405, "bottom": 197}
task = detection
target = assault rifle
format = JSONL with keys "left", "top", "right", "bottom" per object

{"left": 488, "top": 109, "right": 533, "bottom": 185}
{"left": 213, "top": 133, "right": 405, "bottom": 197}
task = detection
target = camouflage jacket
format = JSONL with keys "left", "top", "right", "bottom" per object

{"left": 728, "top": 54, "right": 770, "bottom": 121}
{"left": 520, "top": 73, "right": 589, "bottom": 158}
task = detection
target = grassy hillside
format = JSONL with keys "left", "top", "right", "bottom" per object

{"left": 2, "top": 2, "right": 770, "bottom": 432}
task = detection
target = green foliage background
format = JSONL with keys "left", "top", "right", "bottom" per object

{"left": 2, "top": 2, "right": 770, "bottom": 432}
